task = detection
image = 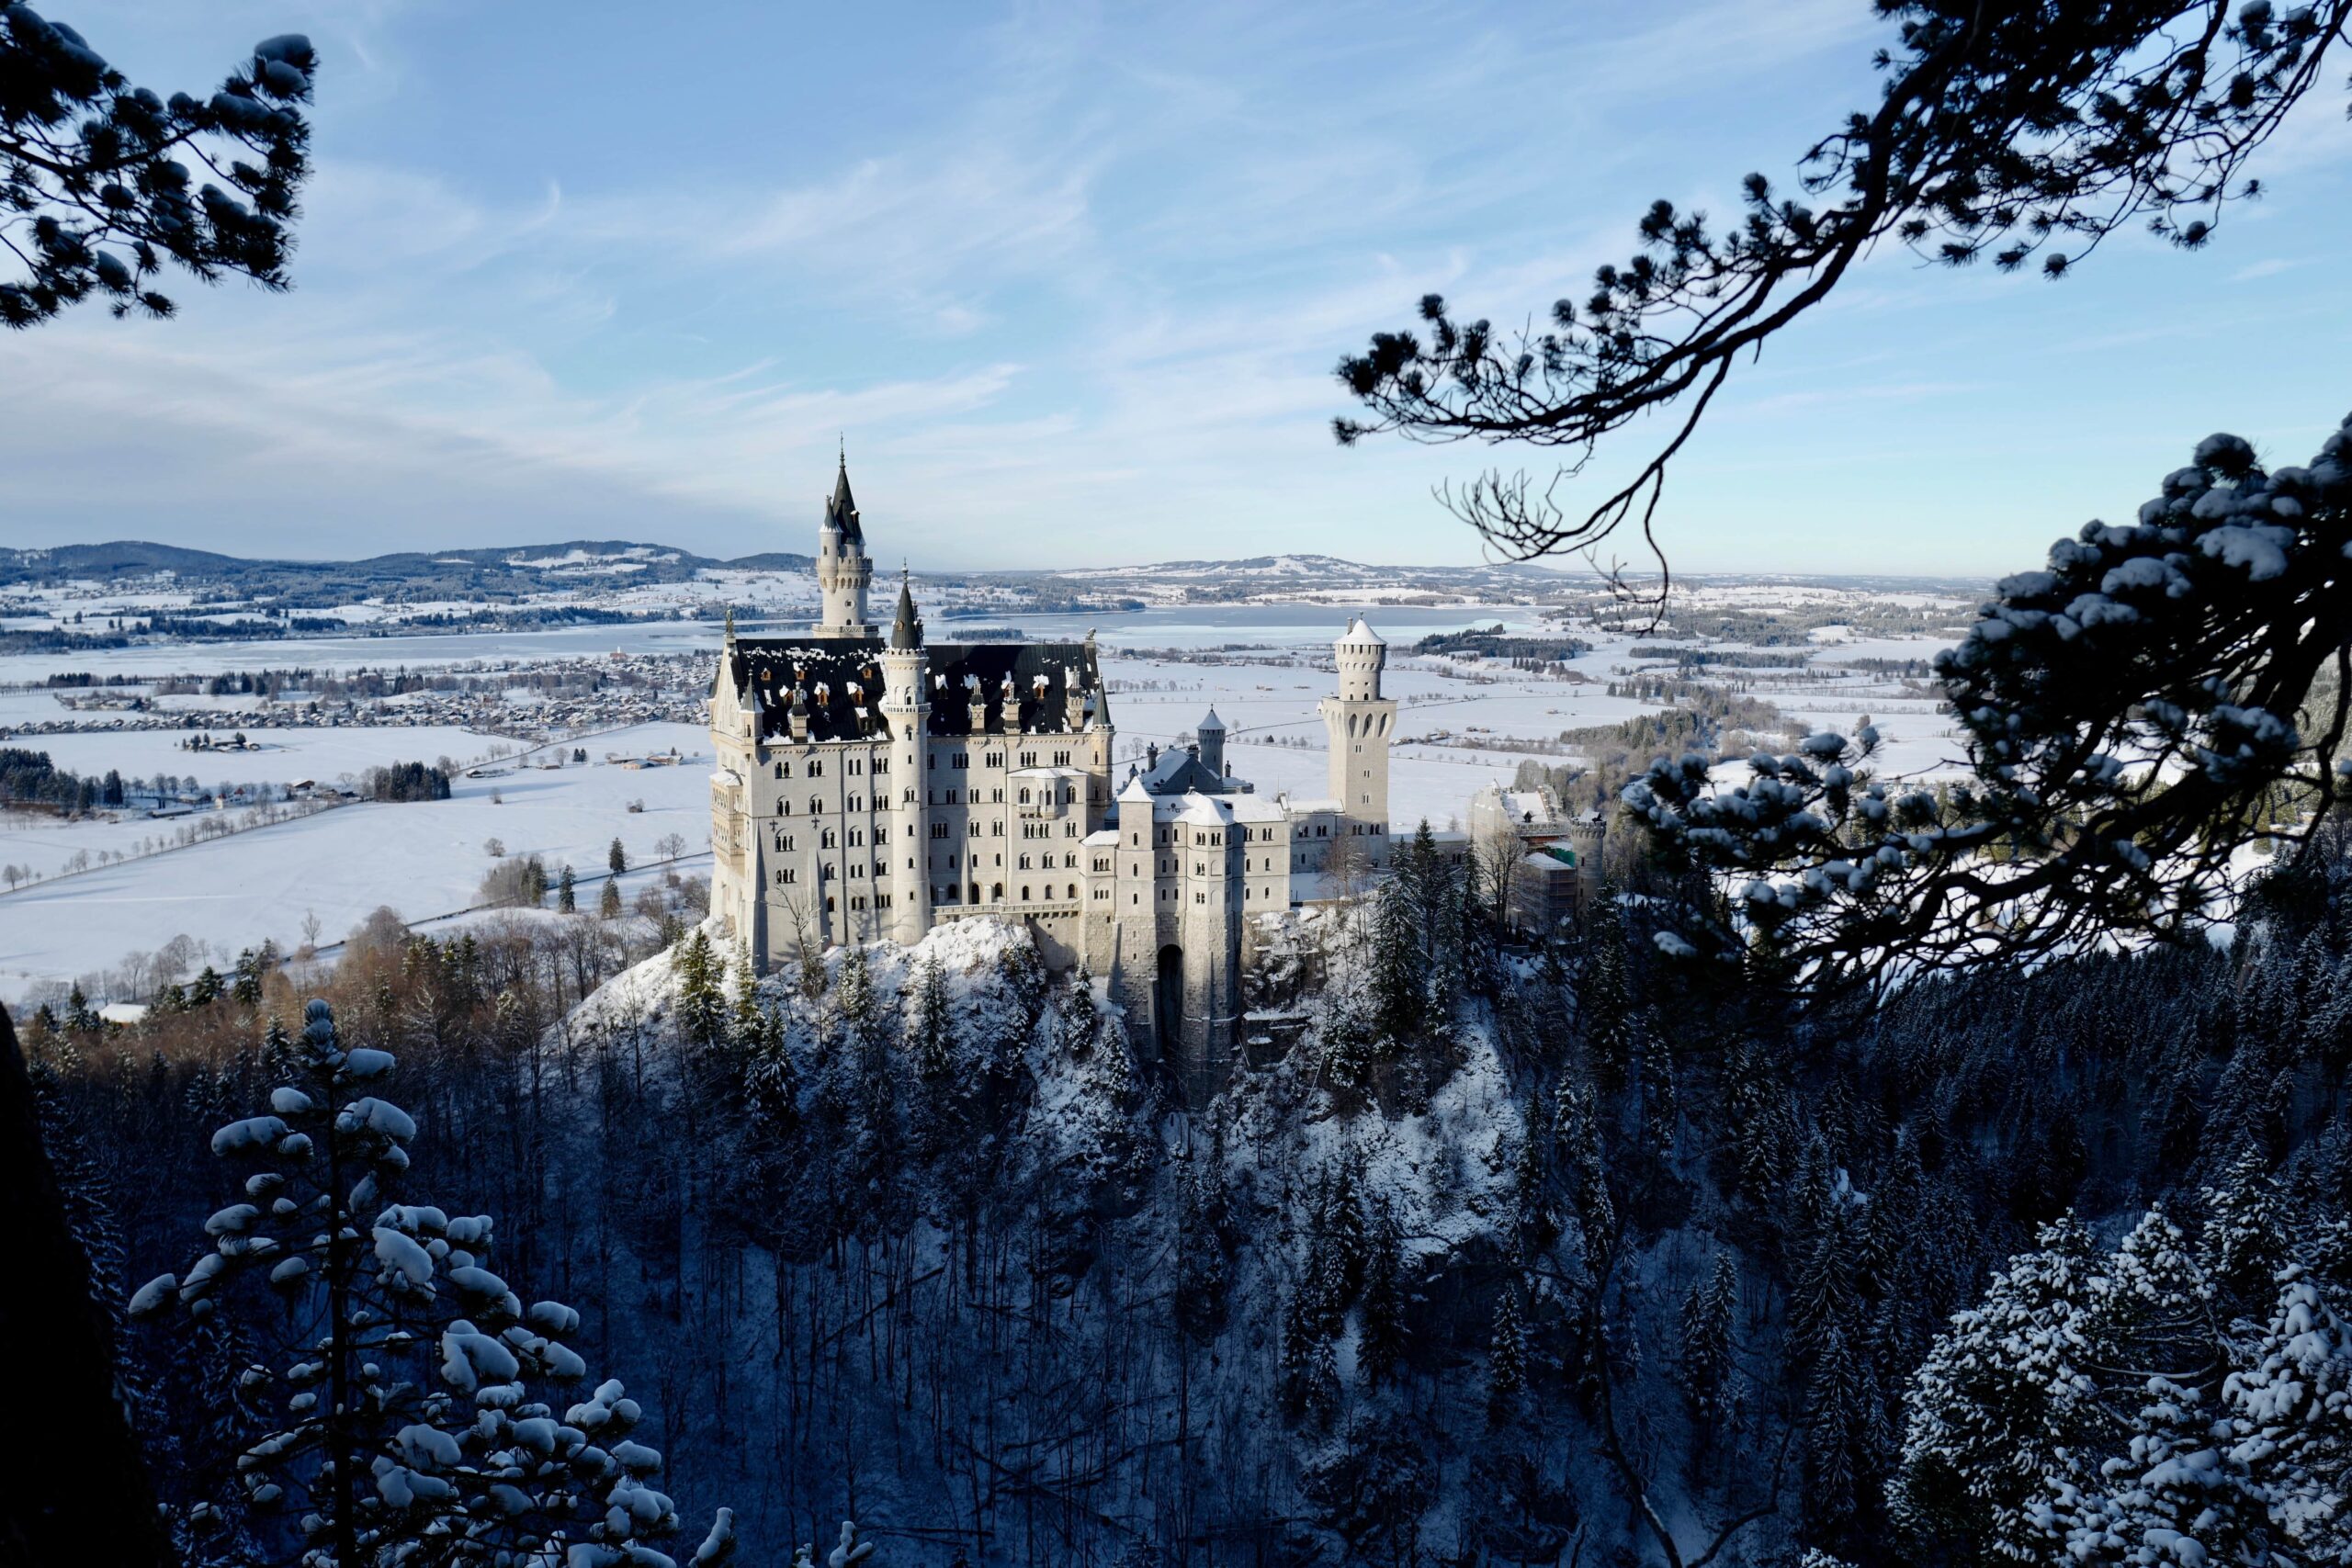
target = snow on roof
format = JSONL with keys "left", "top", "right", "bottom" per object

{"left": 1197, "top": 706, "right": 1225, "bottom": 731}
{"left": 98, "top": 1002, "right": 150, "bottom": 1025}
{"left": 1339, "top": 615, "right": 1385, "bottom": 647}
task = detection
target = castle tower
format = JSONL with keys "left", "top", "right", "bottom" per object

{"left": 1195, "top": 706, "right": 1227, "bottom": 779}
{"left": 815, "top": 449, "right": 876, "bottom": 638}
{"left": 880, "top": 571, "right": 931, "bottom": 944}
{"left": 1177, "top": 804, "right": 1243, "bottom": 1106}
{"left": 1565, "top": 811, "right": 1607, "bottom": 910}
{"left": 1317, "top": 616, "right": 1396, "bottom": 859}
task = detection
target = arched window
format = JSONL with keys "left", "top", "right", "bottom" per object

{"left": 808, "top": 795, "right": 821, "bottom": 814}
{"left": 1021, "top": 885, "right": 1031, "bottom": 901}
{"left": 1067, "top": 883, "right": 1078, "bottom": 900}
{"left": 991, "top": 883, "right": 1004, "bottom": 900}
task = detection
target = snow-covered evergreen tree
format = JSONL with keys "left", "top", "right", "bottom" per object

{"left": 129, "top": 998, "right": 733, "bottom": 1566}
{"left": 1681, "top": 1249, "right": 1737, "bottom": 1420}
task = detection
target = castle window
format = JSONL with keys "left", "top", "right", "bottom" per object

{"left": 849, "top": 828, "right": 864, "bottom": 847}
{"left": 820, "top": 862, "right": 835, "bottom": 880}
{"left": 875, "top": 756, "right": 888, "bottom": 773}
{"left": 1018, "top": 787, "right": 1031, "bottom": 805}
{"left": 986, "top": 752, "right": 1003, "bottom": 768}
{"left": 990, "top": 883, "right": 1003, "bottom": 900}
{"left": 851, "top": 863, "right": 864, "bottom": 879}
{"left": 848, "top": 758, "right": 863, "bottom": 776}
{"left": 821, "top": 829, "right": 837, "bottom": 849}
{"left": 1067, "top": 884, "right": 1078, "bottom": 900}
{"left": 776, "top": 869, "right": 793, "bottom": 885}
{"left": 1018, "top": 854, "right": 1031, "bottom": 870}
{"left": 825, "top": 896, "right": 835, "bottom": 912}
{"left": 953, "top": 752, "right": 967, "bottom": 769}
{"left": 775, "top": 801, "right": 786, "bottom": 816}
{"left": 1132, "top": 893, "right": 1139, "bottom": 905}
{"left": 931, "top": 822, "right": 948, "bottom": 840}
{"left": 969, "top": 822, "right": 980, "bottom": 837}
{"left": 809, "top": 760, "right": 823, "bottom": 776}
{"left": 774, "top": 761, "right": 785, "bottom": 779}
{"left": 852, "top": 895, "right": 865, "bottom": 910}
{"left": 808, "top": 796, "right": 821, "bottom": 814}
{"left": 1054, "top": 750, "right": 1070, "bottom": 766}
{"left": 1021, "top": 885, "right": 1031, "bottom": 901}
{"left": 929, "top": 753, "right": 937, "bottom": 771}
{"left": 969, "top": 884, "right": 980, "bottom": 902}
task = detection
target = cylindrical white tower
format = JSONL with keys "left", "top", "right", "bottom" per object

{"left": 881, "top": 572, "right": 931, "bottom": 944}
{"left": 816, "top": 451, "right": 875, "bottom": 638}
{"left": 1317, "top": 616, "right": 1397, "bottom": 858}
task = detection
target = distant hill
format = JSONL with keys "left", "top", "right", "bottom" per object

{"left": 0, "top": 540, "right": 816, "bottom": 608}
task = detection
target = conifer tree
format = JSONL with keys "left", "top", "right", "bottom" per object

{"left": 909, "top": 952, "right": 955, "bottom": 1079}
{"left": 128, "top": 999, "right": 733, "bottom": 1565}
{"left": 1369, "top": 882, "right": 1425, "bottom": 1047}
{"left": 2202, "top": 1144, "right": 2290, "bottom": 1314}
{"left": 1358, "top": 1206, "right": 1409, "bottom": 1389}
{"left": 1175, "top": 1153, "right": 1233, "bottom": 1343}
{"left": 1578, "top": 886, "right": 1634, "bottom": 1091}
{"left": 729, "top": 942, "right": 767, "bottom": 1052}
{"left": 607, "top": 836, "right": 628, "bottom": 876}
{"left": 1680, "top": 1249, "right": 1737, "bottom": 1418}
{"left": 599, "top": 874, "right": 622, "bottom": 919}
{"left": 674, "top": 928, "right": 724, "bottom": 1047}
{"left": 1487, "top": 1281, "right": 1528, "bottom": 1424}
{"left": 556, "top": 863, "right": 576, "bottom": 914}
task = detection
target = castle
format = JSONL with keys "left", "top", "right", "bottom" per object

{"left": 709, "top": 456, "right": 1395, "bottom": 1100}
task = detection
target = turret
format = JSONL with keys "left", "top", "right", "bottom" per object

{"left": 815, "top": 448, "right": 876, "bottom": 638}
{"left": 1317, "top": 615, "right": 1396, "bottom": 860}
{"left": 880, "top": 570, "right": 931, "bottom": 943}
{"left": 1195, "top": 706, "right": 1226, "bottom": 778}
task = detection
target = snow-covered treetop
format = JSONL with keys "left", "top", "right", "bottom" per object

{"left": 1627, "top": 416, "right": 2352, "bottom": 987}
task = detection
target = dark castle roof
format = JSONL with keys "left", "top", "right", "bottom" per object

{"left": 824, "top": 457, "right": 862, "bottom": 544}
{"left": 722, "top": 636, "right": 1102, "bottom": 744}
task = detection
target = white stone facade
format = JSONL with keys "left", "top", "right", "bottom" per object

{"left": 709, "top": 462, "right": 1392, "bottom": 1099}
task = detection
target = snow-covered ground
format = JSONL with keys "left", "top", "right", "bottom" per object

{"left": 0, "top": 722, "right": 707, "bottom": 1001}
{"left": 2, "top": 597, "right": 1970, "bottom": 1004}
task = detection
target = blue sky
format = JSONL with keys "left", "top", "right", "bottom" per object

{"left": 4, "top": 0, "right": 2347, "bottom": 574}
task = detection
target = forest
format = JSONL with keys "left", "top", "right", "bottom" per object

{"left": 13, "top": 814, "right": 2352, "bottom": 1565}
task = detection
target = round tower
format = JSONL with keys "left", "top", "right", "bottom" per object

{"left": 1317, "top": 616, "right": 1397, "bottom": 857}
{"left": 1565, "top": 810, "right": 1607, "bottom": 909}
{"left": 1195, "top": 706, "right": 1227, "bottom": 778}
{"left": 816, "top": 448, "right": 876, "bottom": 638}
{"left": 880, "top": 571, "right": 931, "bottom": 944}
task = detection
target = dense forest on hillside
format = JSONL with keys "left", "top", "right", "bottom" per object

{"left": 22, "top": 818, "right": 2352, "bottom": 1566}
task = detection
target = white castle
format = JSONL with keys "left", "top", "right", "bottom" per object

{"left": 709, "top": 456, "right": 1396, "bottom": 1100}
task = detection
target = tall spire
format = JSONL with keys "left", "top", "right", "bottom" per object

{"left": 889, "top": 565, "right": 923, "bottom": 650}
{"left": 825, "top": 445, "right": 862, "bottom": 544}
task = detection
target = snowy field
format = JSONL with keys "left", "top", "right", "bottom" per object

{"left": 0, "top": 722, "right": 707, "bottom": 1002}
{"left": 1, "top": 600, "right": 1967, "bottom": 1003}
